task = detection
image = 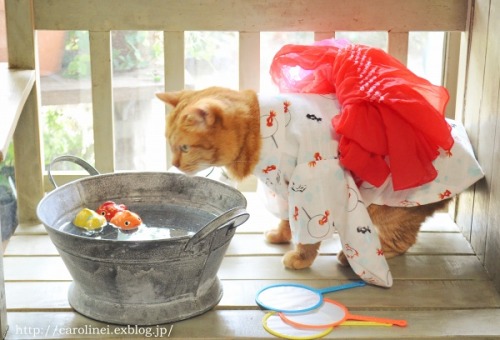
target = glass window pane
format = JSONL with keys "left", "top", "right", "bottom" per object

{"left": 260, "top": 32, "right": 314, "bottom": 93}
{"left": 39, "top": 30, "right": 95, "bottom": 170}
{"left": 185, "top": 31, "right": 238, "bottom": 90}
{"left": 111, "top": 31, "right": 166, "bottom": 171}
{"left": 408, "top": 32, "right": 445, "bottom": 85}
{"left": 335, "top": 31, "right": 388, "bottom": 50}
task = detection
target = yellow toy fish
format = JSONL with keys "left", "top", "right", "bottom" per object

{"left": 73, "top": 208, "right": 107, "bottom": 231}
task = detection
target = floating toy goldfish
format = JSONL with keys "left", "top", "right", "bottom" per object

{"left": 97, "top": 201, "right": 127, "bottom": 221}
{"left": 73, "top": 208, "right": 107, "bottom": 231}
{"left": 110, "top": 210, "right": 142, "bottom": 230}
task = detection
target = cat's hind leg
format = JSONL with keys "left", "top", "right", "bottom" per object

{"left": 265, "top": 219, "right": 292, "bottom": 244}
{"left": 337, "top": 201, "right": 449, "bottom": 266}
{"left": 283, "top": 242, "right": 321, "bottom": 269}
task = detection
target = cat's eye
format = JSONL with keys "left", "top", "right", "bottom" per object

{"left": 179, "top": 145, "right": 189, "bottom": 153}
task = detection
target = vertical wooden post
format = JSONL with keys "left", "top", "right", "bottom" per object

{"left": 6, "top": 0, "right": 44, "bottom": 223}
{"left": 443, "top": 32, "right": 462, "bottom": 119}
{"left": 3, "top": 0, "right": 43, "bottom": 337}
{"left": 314, "top": 31, "right": 334, "bottom": 41}
{"left": 163, "top": 31, "right": 184, "bottom": 168}
{"left": 90, "top": 31, "right": 115, "bottom": 173}
{"left": 388, "top": 31, "right": 409, "bottom": 65}
{"left": 239, "top": 32, "right": 260, "bottom": 91}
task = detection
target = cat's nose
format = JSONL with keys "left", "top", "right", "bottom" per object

{"left": 172, "top": 157, "right": 180, "bottom": 168}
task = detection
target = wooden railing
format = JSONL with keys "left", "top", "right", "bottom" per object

{"left": 5, "top": 0, "right": 470, "bottom": 222}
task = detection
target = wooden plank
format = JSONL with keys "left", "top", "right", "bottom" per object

{"left": 453, "top": 0, "right": 473, "bottom": 123}
{"left": 443, "top": 32, "right": 462, "bottom": 119}
{"left": 33, "top": 0, "right": 469, "bottom": 32}
{"left": 5, "top": 282, "right": 72, "bottom": 311}
{"left": 163, "top": 31, "right": 184, "bottom": 168}
{"left": 226, "top": 232, "right": 473, "bottom": 256}
{"left": 239, "top": 32, "right": 260, "bottom": 91}
{"left": 455, "top": 0, "right": 491, "bottom": 240}
{"left": 89, "top": 31, "right": 115, "bottom": 173}
{"left": 484, "top": 0, "right": 500, "bottom": 292}
{"left": 4, "top": 235, "right": 58, "bottom": 256}
{"left": 3, "top": 257, "right": 71, "bottom": 281}
{"left": 5, "top": 309, "right": 500, "bottom": 339}
{"left": 314, "top": 32, "right": 334, "bottom": 41}
{"left": 6, "top": 279, "right": 500, "bottom": 311}
{"left": 13, "top": 223, "right": 47, "bottom": 236}
{"left": 468, "top": 0, "right": 499, "bottom": 263}
{"left": 2, "top": 253, "right": 489, "bottom": 282}
{"left": 2, "top": 230, "right": 472, "bottom": 257}
{"left": 220, "top": 279, "right": 500, "bottom": 309}
{"left": 408, "top": 232, "right": 473, "bottom": 254}
{"left": 4, "top": 0, "right": 36, "bottom": 69}
{"left": 13, "top": 84, "right": 44, "bottom": 223}
{"left": 388, "top": 32, "right": 409, "bottom": 65}
{"left": 6, "top": 0, "right": 45, "bottom": 224}
{"left": 163, "top": 31, "right": 184, "bottom": 91}
{"left": 219, "top": 255, "right": 489, "bottom": 280}
{"left": 5, "top": 0, "right": 45, "bottom": 223}
{"left": 0, "top": 64, "right": 35, "bottom": 162}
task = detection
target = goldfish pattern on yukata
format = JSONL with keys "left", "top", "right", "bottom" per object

{"left": 254, "top": 93, "right": 483, "bottom": 288}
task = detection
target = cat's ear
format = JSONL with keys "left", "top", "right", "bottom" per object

{"left": 183, "top": 99, "right": 222, "bottom": 128}
{"left": 155, "top": 91, "right": 184, "bottom": 107}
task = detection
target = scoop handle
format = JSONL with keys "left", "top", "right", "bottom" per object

{"left": 184, "top": 207, "right": 249, "bottom": 251}
{"left": 318, "top": 281, "right": 366, "bottom": 294}
{"left": 347, "top": 313, "right": 408, "bottom": 327}
{"left": 48, "top": 155, "right": 100, "bottom": 188}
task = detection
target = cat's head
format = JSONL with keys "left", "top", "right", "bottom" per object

{"left": 156, "top": 87, "right": 260, "bottom": 178}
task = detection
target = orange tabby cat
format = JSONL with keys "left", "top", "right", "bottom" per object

{"left": 156, "top": 87, "right": 448, "bottom": 270}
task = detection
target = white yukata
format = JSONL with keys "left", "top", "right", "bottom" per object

{"left": 254, "top": 93, "right": 483, "bottom": 288}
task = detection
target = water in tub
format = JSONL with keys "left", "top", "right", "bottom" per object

{"left": 59, "top": 204, "right": 215, "bottom": 240}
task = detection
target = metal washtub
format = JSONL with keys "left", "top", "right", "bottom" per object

{"left": 36, "top": 156, "right": 249, "bottom": 325}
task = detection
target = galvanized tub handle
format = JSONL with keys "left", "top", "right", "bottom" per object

{"left": 185, "top": 207, "right": 249, "bottom": 251}
{"left": 48, "top": 155, "right": 100, "bottom": 188}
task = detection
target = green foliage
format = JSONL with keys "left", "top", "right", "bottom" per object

{"left": 62, "top": 31, "right": 163, "bottom": 78}
{"left": 185, "top": 31, "right": 237, "bottom": 72}
{"left": 2, "top": 143, "right": 14, "bottom": 167}
{"left": 113, "top": 31, "right": 148, "bottom": 72}
{"left": 42, "top": 107, "right": 93, "bottom": 170}
{"left": 63, "top": 31, "right": 91, "bottom": 78}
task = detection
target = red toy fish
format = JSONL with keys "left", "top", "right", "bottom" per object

{"left": 110, "top": 210, "right": 142, "bottom": 230}
{"left": 97, "top": 201, "right": 127, "bottom": 221}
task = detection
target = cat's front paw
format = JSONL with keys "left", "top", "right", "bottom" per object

{"left": 264, "top": 229, "right": 291, "bottom": 244}
{"left": 283, "top": 250, "right": 314, "bottom": 269}
{"left": 264, "top": 220, "right": 292, "bottom": 244}
{"left": 282, "top": 243, "right": 320, "bottom": 269}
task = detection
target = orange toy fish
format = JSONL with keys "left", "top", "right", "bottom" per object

{"left": 110, "top": 210, "right": 142, "bottom": 230}
{"left": 97, "top": 201, "right": 127, "bottom": 221}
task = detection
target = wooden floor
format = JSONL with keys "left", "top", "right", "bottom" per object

{"left": 3, "top": 193, "right": 500, "bottom": 339}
